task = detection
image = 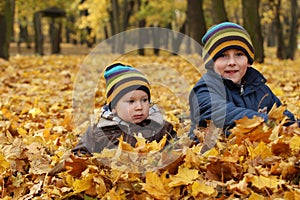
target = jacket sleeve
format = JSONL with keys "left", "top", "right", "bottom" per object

{"left": 164, "top": 121, "right": 178, "bottom": 141}
{"left": 72, "top": 125, "right": 95, "bottom": 156}
{"left": 72, "top": 123, "right": 124, "bottom": 155}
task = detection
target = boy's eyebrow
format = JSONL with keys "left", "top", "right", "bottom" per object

{"left": 125, "top": 94, "right": 148, "bottom": 99}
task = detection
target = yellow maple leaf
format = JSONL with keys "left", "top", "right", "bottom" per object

{"left": 272, "top": 87, "right": 284, "bottom": 96}
{"left": 289, "top": 135, "right": 300, "bottom": 150}
{"left": 202, "top": 147, "right": 219, "bottom": 157}
{"left": 191, "top": 181, "right": 216, "bottom": 197}
{"left": 168, "top": 166, "right": 199, "bottom": 187}
{"left": 142, "top": 171, "right": 173, "bottom": 200}
{"left": 284, "top": 191, "right": 300, "bottom": 200}
{"left": 246, "top": 174, "right": 280, "bottom": 189}
{"left": 268, "top": 103, "right": 287, "bottom": 123}
{"left": 118, "top": 135, "right": 135, "bottom": 152}
{"left": 72, "top": 173, "right": 94, "bottom": 194}
{"left": 94, "top": 176, "right": 107, "bottom": 196}
{"left": 248, "top": 191, "right": 265, "bottom": 200}
{"left": 17, "top": 127, "right": 27, "bottom": 136}
{"left": 183, "top": 145, "right": 202, "bottom": 168}
{"left": 228, "top": 177, "right": 250, "bottom": 195}
{"left": 29, "top": 107, "right": 42, "bottom": 118}
{"left": 231, "top": 115, "right": 265, "bottom": 134}
{"left": 248, "top": 141, "right": 273, "bottom": 159}
{"left": 230, "top": 116, "right": 265, "bottom": 144}
{"left": 0, "top": 154, "right": 10, "bottom": 173}
{"left": 103, "top": 187, "right": 126, "bottom": 200}
{"left": 135, "top": 133, "right": 147, "bottom": 148}
{"left": 144, "top": 135, "right": 167, "bottom": 152}
{"left": 118, "top": 133, "right": 167, "bottom": 153}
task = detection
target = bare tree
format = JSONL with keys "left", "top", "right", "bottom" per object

{"left": 137, "top": 0, "right": 147, "bottom": 55}
{"left": 0, "top": 0, "right": 14, "bottom": 60}
{"left": 33, "top": 12, "right": 44, "bottom": 55}
{"left": 211, "top": 0, "right": 228, "bottom": 23}
{"left": 110, "top": 0, "right": 135, "bottom": 53}
{"left": 274, "top": 0, "right": 285, "bottom": 59}
{"left": 242, "top": 0, "right": 265, "bottom": 63}
{"left": 187, "top": 0, "right": 206, "bottom": 53}
{"left": 286, "top": 0, "right": 299, "bottom": 60}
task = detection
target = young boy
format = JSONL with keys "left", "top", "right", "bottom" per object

{"left": 189, "top": 22, "right": 298, "bottom": 138}
{"left": 72, "top": 62, "right": 177, "bottom": 155}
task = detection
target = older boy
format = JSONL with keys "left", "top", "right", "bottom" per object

{"left": 189, "top": 22, "right": 298, "bottom": 138}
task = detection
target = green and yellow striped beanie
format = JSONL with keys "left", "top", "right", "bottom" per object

{"left": 202, "top": 22, "right": 254, "bottom": 68}
{"left": 104, "top": 62, "right": 151, "bottom": 109}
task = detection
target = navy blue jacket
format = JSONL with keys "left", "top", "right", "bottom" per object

{"left": 189, "top": 67, "right": 296, "bottom": 138}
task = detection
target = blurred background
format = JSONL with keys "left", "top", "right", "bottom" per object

{"left": 0, "top": 0, "right": 299, "bottom": 62}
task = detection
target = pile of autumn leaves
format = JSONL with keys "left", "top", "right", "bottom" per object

{"left": 0, "top": 55, "right": 300, "bottom": 200}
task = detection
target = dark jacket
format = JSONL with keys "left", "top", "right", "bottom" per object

{"left": 189, "top": 67, "right": 296, "bottom": 138}
{"left": 72, "top": 105, "right": 177, "bottom": 155}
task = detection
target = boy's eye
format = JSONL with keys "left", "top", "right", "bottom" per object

{"left": 127, "top": 100, "right": 135, "bottom": 104}
{"left": 236, "top": 52, "right": 244, "bottom": 56}
{"left": 142, "top": 98, "right": 148, "bottom": 102}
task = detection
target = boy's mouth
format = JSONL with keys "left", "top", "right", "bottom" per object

{"left": 225, "top": 70, "right": 238, "bottom": 75}
{"left": 133, "top": 114, "right": 144, "bottom": 119}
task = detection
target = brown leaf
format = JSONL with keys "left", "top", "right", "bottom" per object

{"left": 65, "top": 155, "right": 90, "bottom": 177}
{"left": 205, "top": 159, "right": 243, "bottom": 182}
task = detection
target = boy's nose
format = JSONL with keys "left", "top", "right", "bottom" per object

{"left": 228, "top": 55, "right": 236, "bottom": 66}
{"left": 135, "top": 101, "right": 142, "bottom": 109}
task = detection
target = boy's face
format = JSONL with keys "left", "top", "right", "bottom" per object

{"left": 112, "top": 90, "right": 150, "bottom": 124}
{"left": 213, "top": 49, "right": 250, "bottom": 84}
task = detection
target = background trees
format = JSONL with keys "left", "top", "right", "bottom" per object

{"left": 0, "top": 0, "right": 299, "bottom": 62}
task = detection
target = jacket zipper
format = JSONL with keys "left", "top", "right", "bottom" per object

{"left": 240, "top": 84, "right": 244, "bottom": 95}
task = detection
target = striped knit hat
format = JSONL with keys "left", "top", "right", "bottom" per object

{"left": 202, "top": 22, "right": 254, "bottom": 68}
{"left": 104, "top": 62, "right": 151, "bottom": 109}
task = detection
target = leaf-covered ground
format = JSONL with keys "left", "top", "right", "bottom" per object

{"left": 0, "top": 54, "right": 300, "bottom": 199}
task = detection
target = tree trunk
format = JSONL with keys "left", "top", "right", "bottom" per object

{"left": 211, "top": 0, "right": 228, "bottom": 23}
{"left": 286, "top": 0, "right": 298, "bottom": 60}
{"left": 18, "top": 22, "right": 31, "bottom": 51}
{"left": 34, "top": 12, "right": 44, "bottom": 55}
{"left": 0, "top": 0, "right": 14, "bottom": 60}
{"left": 266, "top": 22, "right": 276, "bottom": 47}
{"left": 138, "top": 24, "right": 146, "bottom": 56}
{"left": 111, "top": 0, "right": 122, "bottom": 53}
{"left": 274, "top": 0, "right": 285, "bottom": 59}
{"left": 185, "top": 19, "right": 191, "bottom": 54}
{"left": 171, "top": 22, "right": 185, "bottom": 55}
{"left": 187, "top": 0, "right": 206, "bottom": 54}
{"left": 242, "top": 0, "right": 265, "bottom": 63}
{"left": 110, "top": 0, "right": 134, "bottom": 54}
{"left": 137, "top": 0, "right": 146, "bottom": 56}
{"left": 152, "top": 26, "right": 161, "bottom": 55}
{"left": 49, "top": 18, "right": 62, "bottom": 54}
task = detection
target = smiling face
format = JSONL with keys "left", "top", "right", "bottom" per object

{"left": 112, "top": 90, "right": 150, "bottom": 124}
{"left": 213, "top": 49, "right": 250, "bottom": 84}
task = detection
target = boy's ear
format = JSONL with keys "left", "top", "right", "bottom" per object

{"left": 112, "top": 108, "right": 116, "bottom": 114}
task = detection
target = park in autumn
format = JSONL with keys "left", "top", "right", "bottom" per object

{"left": 1, "top": 0, "right": 300, "bottom": 199}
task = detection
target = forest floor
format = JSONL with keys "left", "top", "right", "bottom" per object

{"left": 1, "top": 42, "right": 300, "bottom": 199}
{"left": 9, "top": 42, "right": 93, "bottom": 56}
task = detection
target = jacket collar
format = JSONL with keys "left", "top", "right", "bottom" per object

{"left": 97, "top": 104, "right": 164, "bottom": 128}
